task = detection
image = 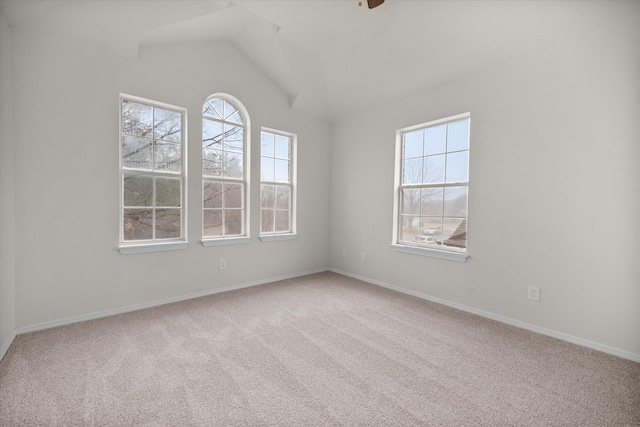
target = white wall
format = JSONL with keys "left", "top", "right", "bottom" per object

{"left": 4, "top": 7, "right": 639, "bottom": 361}
{"left": 0, "top": 11, "right": 17, "bottom": 357}
{"left": 330, "top": 15, "right": 640, "bottom": 356}
{"left": 9, "top": 28, "right": 331, "bottom": 328}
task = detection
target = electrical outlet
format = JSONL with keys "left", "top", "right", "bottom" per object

{"left": 341, "top": 248, "right": 347, "bottom": 257}
{"left": 528, "top": 286, "right": 540, "bottom": 302}
{"left": 219, "top": 259, "right": 227, "bottom": 270}
{"left": 361, "top": 252, "right": 366, "bottom": 262}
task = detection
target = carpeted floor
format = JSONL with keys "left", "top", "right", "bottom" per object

{"left": 1, "top": 272, "right": 639, "bottom": 426}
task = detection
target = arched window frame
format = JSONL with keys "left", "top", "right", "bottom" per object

{"left": 201, "top": 94, "right": 251, "bottom": 246}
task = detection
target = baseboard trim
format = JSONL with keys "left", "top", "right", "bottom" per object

{"left": 329, "top": 268, "right": 640, "bottom": 363}
{"left": 15, "top": 267, "right": 328, "bottom": 336}
{"left": 11, "top": 267, "right": 640, "bottom": 364}
{"left": 0, "top": 330, "right": 16, "bottom": 361}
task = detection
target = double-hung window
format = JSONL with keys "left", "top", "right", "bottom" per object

{"left": 119, "top": 95, "right": 187, "bottom": 254}
{"left": 260, "top": 129, "right": 296, "bottom": 241}
{"left": 202, "top": 95, "right": 250, "bottom": 245}
{"left": 393, "top": 113, "right": 470, "bottom": 262}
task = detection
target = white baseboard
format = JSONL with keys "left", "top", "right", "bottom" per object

{"left": 329, "top": 268, "right": 640, "bottom": 364}
{"left": 15, "top": 268, "right": 328, "bottom": 336}
{"left": 0, "top": 330, "right": 16, "bottom": 361}
{"left": 9, "top": 267, "right": 640, "bottom": 364}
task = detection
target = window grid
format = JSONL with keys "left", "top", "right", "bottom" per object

{"left": 260, "top": 130, "right": 295, "bottom": 235}
{"left": 202, "top": 96, "right": 248, "bottom": 239}
{"left": 396, "top": 114, "right": 470, "bottom": 253}
{"left": 120, "top": 95, "right": 186, "bottom": 245}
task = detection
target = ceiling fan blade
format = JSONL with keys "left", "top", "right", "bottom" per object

{"left": 367, "top": 0, "right": 385, "bottom": 9}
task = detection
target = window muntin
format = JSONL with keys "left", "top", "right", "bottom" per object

{"left": 395, "top": 113, "right": 470, "bottom": 255}
{"left": 260, "top": 130, "right": 296, "bottom": 236}
{"left": 120, "top": 95, "right": 186, "bottom": 247}
{"left": 202, "top": 96, "right": 249, "bottom": 240}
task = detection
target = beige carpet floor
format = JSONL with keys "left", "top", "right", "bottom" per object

{"left": 1, "top": 272, "right": 639, "bottom": 426}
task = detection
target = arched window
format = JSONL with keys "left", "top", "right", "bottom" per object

{"left": 202, "top": 95, "right": 250, "bottom": 245}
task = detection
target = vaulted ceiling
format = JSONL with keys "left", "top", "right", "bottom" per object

{"left": 2, "top": 0, "right": 639, "bottom": 121}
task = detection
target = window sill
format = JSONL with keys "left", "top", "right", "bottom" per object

{"left": 118, "top": 241, "right": 188, "bottom": 255}
{"left": 391, "top": 244, "right": 468, "bottom": 262}
{"left": 201, "top": 236, "right": 251, "bottom": 247}
{"left": 259, "top": 233, "right": 297, "bottom": 242}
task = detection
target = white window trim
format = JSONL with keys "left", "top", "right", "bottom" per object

{"left": 259, "top": 127, "right": 297, "bottom": 240}
{"left": 201, "top": 237, "right": 251, "bottom": 247}
{"left": 201, "top": 93, "right": 251, "bottom": 245}
{"left": 392, "top": 112, "right": 470, "bottom": 262}
{"left": 259, "top": 234, "right": 297, "bottom": 242}
{"left": 119, "top": 241, "right": 189, "bottom": 255}
{"left": 118, "top": 94, "right": 188, "bottom": 255}
{"left": 391, "top": 243, "right": 468, "bottom": 262}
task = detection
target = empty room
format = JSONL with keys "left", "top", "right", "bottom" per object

{"left": 1, "top": 0, "right": 639, "bottom": 425}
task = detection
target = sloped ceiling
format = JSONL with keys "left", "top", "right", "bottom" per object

{"left": 2, "top": 0, "right": 639, "bottom": 122}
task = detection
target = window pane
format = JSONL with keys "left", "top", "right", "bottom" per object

{"left": 226, "top": 111, "right": 242, "bottom": 124}
{"left": 224, "top": 210, "right": 243, "bottom": 235}
{"left": 224, "top": 183, "right": 243, "bottom": 209}
{"left": 403, "top": 130, "right": 423, "bottom": 159}
{"left": 419, "top": 217, "right": 443, "bottom": 242}
{"left": 154, "top": 141, "right": 181, "bottom": 172}
{"left": 223, "top": 100, "right": 238, "bottom": 121}
{"left": 261, "top": 132, "right": 274, "bottom": 157}
{"left": 398, "top": 216, "right": 419, "bottom": 244}
{"left": 420, "top": 188, "right": 443, "bottom": 216}
{"left": 123, "top": 208, "right": 153, "bottom": 240}
{"left": 401, "top": 189, "right": 420, "bottom": 215}
{"left": 203, "top": 181, "right": 222, "bottom": 209}
{"left": 261, "top": 184, "right": 276, "bottom": 208}
{"left": 223, "top": 152, "right": 243, "bottom": 178}
{"left": 276, "top": 186, "right": 290, "bottom": 209}
{"left": 425, "top": 124, "right": 446, "bottom": 155}
{"left": 261, "top": 157, "right": 274, "bottom": 182}
{"left": 403, "top": 158, "right": 422, "bottom": 184}
{"left": 444, "top": 186, "right": 468, "bottom": 217}
{"left": 275, "top": 135, "right": 290, "bottom": 159}
{"left": 155, "top": 209, "right": 181, "bottom": 239}
{"left": 261, "top": 210, "right": 274, "bottom": 233}
{"left": 203, "top": 148, "right": 221, "bottom": 177}
{"left": 424, "top": 154, "right": 445, "bottom": 184}
{"left": 225, "top": 125, "right": 243, "bottom": 152}
{"left": 203, "top": 101, "right": 217, "bottom": 119}
{"left": 123, "top": 175, "right": 152, "bottom": 207}
{"left": 447, "top": 119, "right": 469, "bottom": 152}
{"left": 275, "top": 159, "right": 289, "bottom": 183}
{"left": 122, "top": 101, "right": 152, "bottom": 137}
{"left": 203, "top": 210, "right": 222, "bottom": 236}
{"left": 275, "top": 210, "right": 290, "bottom": 232}
{"left": 122, "top": 136, "right": 152, "bottom": 170}
{"left": 154, "top": 108, "right": 181, "bottom": 142}
{"left": 446, "top": 151, "right": 468, "bottom": 183}
{"left": 443, "top": 218, "right": 467, "bottom": 249}
{"left": 202, "top": 120, "right": 223, "bottom": 149}
{"left": 211, "top": 99, "right": 224, "bottom": 119}
{"left": 156, "top": 177, "right": 181, "bottom": 207}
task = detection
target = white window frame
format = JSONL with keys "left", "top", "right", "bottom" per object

{"left": 392, "top": 112, "right": 470, "bottom": 262}
{"left": 201, "top": 94, "right": 251, "bottom": 247}
{"left": 118, "top": 94, "right": 188, "bottom": 255}
{"left": 259, "top": 128, "right": 297, "bottom": 242}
